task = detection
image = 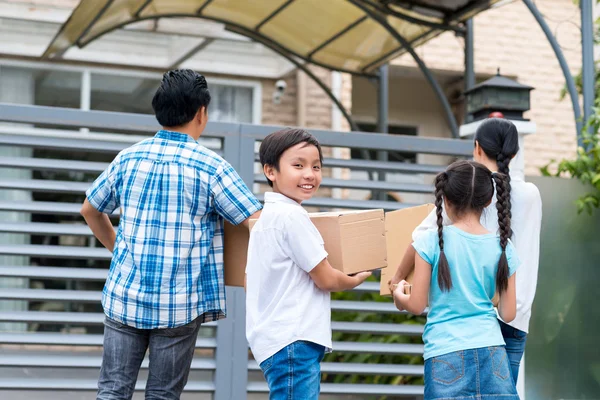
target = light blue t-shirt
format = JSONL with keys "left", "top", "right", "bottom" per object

{"left": 412, "top": 225, "right": 520, "bottom": 360}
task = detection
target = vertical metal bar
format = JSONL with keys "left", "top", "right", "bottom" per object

{"left": 347, "top": 0, "right": 459, "bottom": 138}
{"left": 80, "top": 69, "right": 91, "bottom": 134}
{"left": 581, "top": 0, "right": 595, "bottom": 144}
{"left": 215, "top": 126, "right": 248, "bottom": 400}
{"left": 377, "top": 64, "right": 389, "bottom": 201}
{"left": 522, "top": 0, "right": 583, "bottom": 140}
{"left": 464, "top": 18, "right": 475, "bottom": 123}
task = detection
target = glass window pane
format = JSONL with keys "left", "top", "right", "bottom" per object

{"left": 91, "top": 73, "right": 254, "bottom": 123}
{"left": 0, "top": 66, "right": 81, "bottom": 109}
{"left": 91, "top": 73, "right": 156, "bottom": 114}
{"left": 210, "top": 84, "right": 253, "bottom": 123}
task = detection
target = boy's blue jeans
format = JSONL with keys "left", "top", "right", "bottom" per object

{"left": 97, "top": 316, "right": 201, "bottom": 400}
{"left": 259, "top": 340, "right": 326, "bottom": 400}
{"left": 499, "top": 320, "right": 528, "bottom": 383}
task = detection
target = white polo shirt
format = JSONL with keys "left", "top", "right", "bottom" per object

{"left": 412, "top": 176, "right": 542, "bottom": 333}
{"left": 245, "top": 192, "right": 332, "bottom": 365}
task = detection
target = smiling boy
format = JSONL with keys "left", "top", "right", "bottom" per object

{"left": 245, "top": 128, "right": 371, "bottom": 399}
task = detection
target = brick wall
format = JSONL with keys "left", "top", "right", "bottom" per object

{"left": 391, "top": 0, "right": 582, "bottom": 175}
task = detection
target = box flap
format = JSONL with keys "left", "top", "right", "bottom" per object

{"left": 310, "top": 209, "right": 384, "bottom": 225}
{"left": 380, "top": 204, "right": 435, "bottom": 296}
{"left": 339, "top": 217, "right": 387, "bottom": 274}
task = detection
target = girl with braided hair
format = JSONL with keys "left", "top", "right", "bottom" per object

{"left": 390, "top": 118, "right": 542, "bottom": 386}
{"left": 394, "top": 160, "right": 520, "bottom": 399}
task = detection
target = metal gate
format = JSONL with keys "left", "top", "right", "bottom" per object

{"left": 0, "top": 103, "right": 472, "bottom": 399}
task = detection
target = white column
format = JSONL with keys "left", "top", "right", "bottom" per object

{"left": 0, "top": 66, "right": 35, "bottom": 332}
{"left": 459, "top": 119, "right": 537, "bottom": 180}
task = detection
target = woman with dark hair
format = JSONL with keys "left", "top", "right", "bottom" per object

{"left": 393, "top": 160, "right": 519, "bottom": 399}
{"left": 390, "top": 118, "right": 542, "bottom": 384}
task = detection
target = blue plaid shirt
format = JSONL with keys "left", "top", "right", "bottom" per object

{"left": 86, "top": 130, "right": 262, "bottom": 329}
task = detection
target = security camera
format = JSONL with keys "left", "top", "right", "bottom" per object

{"left": 275, "top": 79, "right": 287, "bottom": 92}
{"left": 273, "top": 79, "right": 287, "bottom": 104}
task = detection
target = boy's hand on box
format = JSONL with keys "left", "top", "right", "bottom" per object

{"left": 351, "top": 271, "right": 371, "bottom": 287}
{"left": 310, "top": 259, "right": 371, "bottom": 292}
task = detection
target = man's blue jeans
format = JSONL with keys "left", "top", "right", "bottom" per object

{"left": 97, "top": 316, "right": 201, "bottom": 400}
{"left": 499, "top": 319, "right": 528, "bottom": 383}
{"left": 259, "top": 341, "right": 326, "bottom": 400}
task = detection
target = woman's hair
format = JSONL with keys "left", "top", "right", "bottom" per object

{"left": 434, "top": 160, "right": 512, "bottom": 294}
{"left": 474, "top": 118, "right": 519, "bottom": 223}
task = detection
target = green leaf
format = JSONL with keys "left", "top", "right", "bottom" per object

{"left": 540, "top": 164, "right": 552, "bottom": 176}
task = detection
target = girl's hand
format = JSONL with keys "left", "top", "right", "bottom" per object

{"left": 392, "top": 280, "right": 410, "bottom": 310}
{"left": 388, "top": 280, "right": 398, "bottom": 294}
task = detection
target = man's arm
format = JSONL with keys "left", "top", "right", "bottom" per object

{"left": 81, "top": 199, "right": 116, "bottom": 252}
{"left": 240, "top": 210, "right": 262, "bottom": 229}
{"left": 211, "top": 161, "right": 263, "bottom": 226}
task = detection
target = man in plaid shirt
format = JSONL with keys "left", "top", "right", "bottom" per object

{"left": 81, "top": 69, "right": 262, "bottom": 400}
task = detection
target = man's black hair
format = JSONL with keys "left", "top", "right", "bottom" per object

{"left": 152, "top": 69, "right": 211, "bottom": 127}
{"left": 259, "top": 128, "right": 323, "bottom": 187}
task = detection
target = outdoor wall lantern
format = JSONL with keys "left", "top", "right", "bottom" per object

{"left": 464, "top": 69, "right": 534, "bottom": 122}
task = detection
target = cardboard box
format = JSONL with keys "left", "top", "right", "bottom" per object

{"left": 223, "top": 221, "right": 251, "bottom": 287}
{"left": 309, "top": 209, "right": 387, "bottom": 275}
{"left": 224, "top": 209, "right": 387, "bottom": 287}
{"left": 380, "top": 204, "right": 435, "bottom": 296}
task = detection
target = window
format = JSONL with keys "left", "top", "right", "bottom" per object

{"left": 210, "top": 84, "right": 253, "bottom": 123}
{"left": 0, "top": 60, "right": 261, "bottom": 124}
{"left": 350, "top": 123, "right": 418, "bottom": 163}
{"left": 90, "top": 73, "right": 259, "bottom": 123}
{"left": 0, "top": 65, "right": 81, "bottom": 109}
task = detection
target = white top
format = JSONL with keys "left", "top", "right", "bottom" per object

{"left": 245, "top": 192, "right": 332, "bottom": 364}
{"left": 413, "top": 176, "right": 542, "bottom": 333}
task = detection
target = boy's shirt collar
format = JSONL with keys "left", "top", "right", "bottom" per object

{"left": 264, "top": 191, "right": 301, "bottom": 207}
{"left": 155, "top": 129, "right": 197, "bottom": 143}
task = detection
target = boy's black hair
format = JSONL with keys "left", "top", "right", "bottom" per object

{"left": 259, "top": 128, "right": 323, "bottom": 187}
{"left": 152, "top": 69, "right": 211, "bottom": 127}
{"left": 434, "top": 160, "right": 512, "bottom": 294}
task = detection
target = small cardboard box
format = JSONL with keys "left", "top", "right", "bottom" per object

{"left": 380, "top": 204, "right": 435, "bottom": 296}
{"left": 309, "top": 209, "right": 387, "bottom": 275}
{"left": 224, "top": 209, "right": 387, "bottom": 287}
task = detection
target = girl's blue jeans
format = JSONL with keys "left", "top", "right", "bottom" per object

{"left": 424, "top": 346, "right": 520, "bottom": 399}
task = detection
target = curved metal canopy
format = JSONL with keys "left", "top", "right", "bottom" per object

{"left": 43, "top": 0, "right": 501, "bottom": 76}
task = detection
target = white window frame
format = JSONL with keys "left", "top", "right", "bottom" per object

{"left": 205, "top": 76, "right": 262, "bottom": 124}
{"left": 0, "top": 58, "right": 262, "bottom": 124}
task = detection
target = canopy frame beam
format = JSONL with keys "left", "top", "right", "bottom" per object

{"left": 72, "top": 13, "right": 377, "bottom": 77}
{"left": 362, "top": 0, "right": 466, "bottom": 33}
{"left": 522, "top": 0, "right": 583, "bottom": 141}
{"left": 348, "top": 0, "right": 460, "bottom": 138}
{"left": 134, "top": 0, "right": 153, "bottom": 18}
{"left": 580, "top": 0, "right": 595, "bottom": 144}
{"left": 255, "top": 0, "right": 295, "bottom": 31}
